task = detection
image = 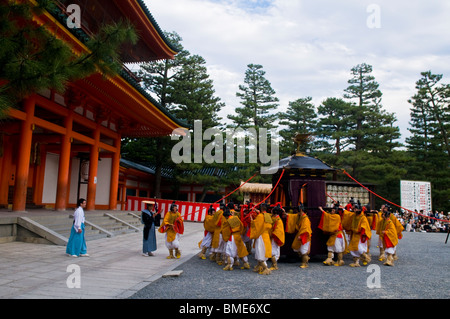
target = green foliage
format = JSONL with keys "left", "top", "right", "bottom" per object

{"left": 406, "top": 71, "right": 450, "bottom": 211}
{"left": 125, "top": 32, "right": 225, "bottom": 199}
{"left": 228, "top": 63, "right": 279, "bottom": 130}
{"left": 277, "top": 97, "right": 317, "bottom": 157}
{"left": 316, "top": 97, "right": 354, "bottom": 155}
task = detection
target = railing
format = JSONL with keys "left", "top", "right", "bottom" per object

{"left": 125, "top": 197, "right": 220, "bottom": 222}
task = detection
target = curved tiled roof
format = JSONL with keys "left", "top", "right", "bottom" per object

{"left": 135, "top": 0, "right": 180, "bottom": 53}
{"left": 46, "top": 1, "right": 189, "bottom": 130}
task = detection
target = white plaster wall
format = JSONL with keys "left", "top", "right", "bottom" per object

{"left": 42, "top": 152, "right": 59, "bottom": 204}
{"left": 69, "top": 157, "right": 84, "bottom": 205}
{"left": 95, "top": 157, "right": 111, "bottom": 205}
{"left": 41, "top": 154, "right": 113, "bottom": 206}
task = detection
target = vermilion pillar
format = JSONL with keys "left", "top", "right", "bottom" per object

{"left": 86, "top": 124, "right": 100, "bottom": 211}
{"left": 55, "top": 110, "right": 73, "bottom": 211}
{"left": 108, "top": 134, "right": 121, "bottom": 210}
{"left": 13, "top": 97, "right": 35, "bottom": 212}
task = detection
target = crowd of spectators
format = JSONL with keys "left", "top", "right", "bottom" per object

{"left": 393, "top": 209, "right": 449, "bottom": 233}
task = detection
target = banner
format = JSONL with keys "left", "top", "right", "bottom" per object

{"left": 126, "top": 196, "right": 219, "bottom": 222}
{"left": 400, "top": 180, "right": 432, "bottom": 213}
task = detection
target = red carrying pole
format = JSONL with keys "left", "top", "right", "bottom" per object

{"left": 252, "top": 169, "right": 285, "bottom": 210}
{"left": 213, "top": 171, "right": 259, "bottom": 204}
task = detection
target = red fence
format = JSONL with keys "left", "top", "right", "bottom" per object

{"left": 125, "top": 196, "right": 220, "bottom": 222}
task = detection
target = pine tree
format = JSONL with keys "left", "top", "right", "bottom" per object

{"left": 406, "top": 71, "right": 450, "bottom": 211}
{"left": 124, "top": 32, "right": 185, "bottom": 198}
{"left": 410, "top": 72, "right": 450, "bottom": 158}
{"left": 342, "top": 63, "right": 401, "bottom": 177}
{"left": 277, "top": 97, "right": 318, "bottom": 157}
{"left": 343, "top": 63, "right": 383, "bottom": 151}
{"left": 228, "top": 64, "right": 279, "bottom": 130}
{"left": 170, "top": 54, "right": 224, "bottom": 128}
{"left": 316, "top": 97, "right": 354, "bottom": 156}
{"left": 125, "top": 32, "right": 225, "bottom": 200}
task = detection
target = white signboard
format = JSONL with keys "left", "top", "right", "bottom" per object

{"left": 400, "top": 180, "right": 432, "bottom": 213}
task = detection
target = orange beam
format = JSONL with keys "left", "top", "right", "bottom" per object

{"left": 8, "top": 108, "right": 27, "bottom": 121}
{"left": 33, "top": 117, "right": 67, "bottom": 135}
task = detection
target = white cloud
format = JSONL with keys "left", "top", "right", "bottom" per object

{"left": 145, "top": 0, "right": 450, "bottom": 143}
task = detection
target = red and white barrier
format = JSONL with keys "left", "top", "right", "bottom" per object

{"left": 125, "top": 196, "right": 219, "bottom": 222}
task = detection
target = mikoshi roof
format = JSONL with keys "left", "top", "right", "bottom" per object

{"left": 265, "top": 153, "right": 336, "bottom": 174}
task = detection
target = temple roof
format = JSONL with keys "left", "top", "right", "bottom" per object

{"left": 43, "top": 0, "right": 189, "bottom": 135}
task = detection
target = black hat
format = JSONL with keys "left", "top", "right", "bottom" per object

{"left": 272, "top": 206, "right": 282, "bottom": 215}
{"left": 223, "top": 208, "right": 231, "bottom": 218}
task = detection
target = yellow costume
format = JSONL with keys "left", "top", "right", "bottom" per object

{"left": 209, "top": 208, "right": 226, "bottom": 264}
{"left": 291, "top": 213, "right": 312, "bottom": 268}
{"left": 271, "top": 215, "right": 285, "bottom": 247}
{"left": 222, "top": 215, "right": 250, "bottom": 271}
{"left": 376, "top": 210, "right": 404, "bottom": 262}
{"left": 222, "top": 215, "right": 249, "bottom": 258}
{"left": 342, "top": 210, "right": 372, "bottom": 267}
{"left": 158, "top": 210, "right": 184, "bottom": 259}
{"left": 250, "top": 212, "right": 273, "bottom": 259}
{"left": 269, "top": 214, "right": 285, "bottom": 270}
{"left": 198, "top": 213, "right": 216, "bottom": 259}
{"left": 250, "top": 211, "right": 273, "bottom": 275}
{"left": 319, "top": 209, "right": 346, "bottom": 266}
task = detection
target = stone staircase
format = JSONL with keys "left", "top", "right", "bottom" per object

{"left": 28, "top": 211, "right": 143, "bottom": 242}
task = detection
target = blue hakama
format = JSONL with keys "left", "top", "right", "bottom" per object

{"left": 143, "top": 223, "right": 157, "bottom": 253}
{"left": 66, "top": 223, "right": 87, "bottom": 256}
{"left": 141, "top": 209, "right": 157, "bottom": 253}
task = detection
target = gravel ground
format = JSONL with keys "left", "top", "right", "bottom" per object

{"left": 130, "top": 231, "right": 450, "bottom": 299}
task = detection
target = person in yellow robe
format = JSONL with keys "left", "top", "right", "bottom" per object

{"left": 198, "top": 205, "right": 216, "bottom": 259}
{"left": 291, "top": 206, "right": 312, "bottom": 269}
{"left": 250, "top": 204, "right": 273, "bottom": 275}
{"left": 318, "top": 205, "right": 346, "bottom": 266}
{"left": 158, "top": 202, "right": 184, "bottom": 259}
{"left": 342, "top": 203, "right": 372, "bottom": 267}
{"left": 269, "top": 205, "right": 285, "bottom": 270}
{"left": 378, "top": 209, "right": 399, "bottom": 266}
{"left": 221, "top": 208, "right": 250, "bottom": 271}
{"left": 209, "top": 203, "right": 226, "bottom": 265}
{"left": 376, "top": 204, "right": 403, "bottom": 262}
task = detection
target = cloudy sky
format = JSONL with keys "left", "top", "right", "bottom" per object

{"left": 143, "top": 0, "right": 450, "bottom": 143}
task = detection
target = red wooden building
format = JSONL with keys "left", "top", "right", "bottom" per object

{"left": 0, "top": 0, "right": 187, "bottom": 211}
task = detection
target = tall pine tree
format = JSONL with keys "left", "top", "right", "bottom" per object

{"left": 316, "top": 97, "right": 354, "bottom": 156}
{"left": 277, "top": 97, "right": 318, "bottom": 157}
{"left": 227, "top": 63, "right": 279, "bottom": 182}
{"left": 343, "top": 63, "right": 401, "bottom": 178}
{"left": 406, "top": 71, "right": 450, "bottom": 211}
{"left": 228, "top": 64, "right": 279, "bottom": 130}
{"left": 123, "top": 32, "right": 225, "bottom": 200}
